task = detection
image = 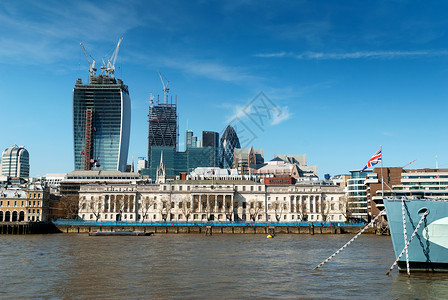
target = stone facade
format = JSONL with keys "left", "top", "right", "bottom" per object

{"left": 78, "top": 181, "right": 346, "bottom": 223}
{"left": 0, "top": 185, "right": 63, "bottom": 222}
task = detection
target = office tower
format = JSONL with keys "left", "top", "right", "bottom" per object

{"left": 185, "top": 130, "right": 194, "bottom": 149}
{"left": 0, "top": 144, "right": 30, "bottom": 178}
{"left": 202, "top": 131, "right": 219, "bottom": 167}
{"left": 74, "top": 40, "right": 130, "bottom": 172}
{"left": 147, "top": 100, "right": 177, "bottom": 167}
{"left": 220, "top": 125, "right": 240, "bottom": 169}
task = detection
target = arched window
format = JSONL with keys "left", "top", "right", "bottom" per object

{"left": 0, "top": 211, "right": 3, "bottom": 222}
{"left": 5, "top": 211, "right": 11, "bottom": 222}
{"left": 12, "top": 211, "right": 18, "bottom": 222}
{"left": 19, "top": 211, "right": 25, "bottom": 222}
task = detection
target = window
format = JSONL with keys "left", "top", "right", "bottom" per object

{"left": 179, "top": 186, "right": 183, "bottom": 191}
{"left": 187, "top": 186, "right": 190, "bottom": 191}
{"left": 251, "top": 186, "right": 254, "bottom": 191}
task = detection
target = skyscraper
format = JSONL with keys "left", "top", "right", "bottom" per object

{"left": 0, "top": 144, "right": 30, "bottom": 178}
{"left": 202, "top": 131, "right": 219, "bottom": 167}
{"left": 73, "top": 74, "right": 131, "bottom": 171}
{"left": 148, "top": 101, "right": 177, "bottom": 167}
{"left": 220, "top": 125, "right": 240, "bottom": 169}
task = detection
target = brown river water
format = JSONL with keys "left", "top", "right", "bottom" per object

{"left": 1, "top": 234, "right": 447, "bottom": 299}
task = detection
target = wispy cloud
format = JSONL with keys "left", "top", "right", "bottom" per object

{"left": 271, "top": 106, "right": 291, "bottom": 125}
{"left": 0, "top": 1, "right": 143, "bottom": 65}
{"left": 162, "top": 58, "right": 261, "bottom": 83}
{"left": 255, "top": 50, "right": 448, "bottom": 60}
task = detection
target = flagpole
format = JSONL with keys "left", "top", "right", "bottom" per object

{"left": 380, "top": 145, "right": 384, "bottom": 220}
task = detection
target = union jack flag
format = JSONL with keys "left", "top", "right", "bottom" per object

{"left": 361, "top": 149, "right": 382, "bottom": 172}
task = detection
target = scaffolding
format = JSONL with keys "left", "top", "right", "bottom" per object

{"left": 84, "top": 107, "right": 94, "bottom": 170}
{"left": 147, "top": 96, "right": 178, "bottom": 167}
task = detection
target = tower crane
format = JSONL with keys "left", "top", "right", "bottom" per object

{"left": 80, "top": 43, "right": 97, "bottom": 76}
{"left": 157, "top": 71, "right": 170, "bottom": 103}
{"left": 101, "top": 37, "right": 123, "bottom": 77}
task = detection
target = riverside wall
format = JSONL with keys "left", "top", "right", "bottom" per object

{"left": 1, "top": 222, "right": 388, "bottom": 235}
{"left": 55, "top": 224, "right": 384, "bottom": 235}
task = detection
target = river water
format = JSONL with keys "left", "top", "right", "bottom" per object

{"left": 1, "top": 234, "right": 447, "bottom": 299}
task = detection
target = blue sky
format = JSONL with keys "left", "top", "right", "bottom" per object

{"left": 1, "top": 0, "right": 448, "bottom": 177}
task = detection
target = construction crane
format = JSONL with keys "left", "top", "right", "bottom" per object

{"left": 80, "top": 43, "right": 97, "bottom": 76}
{"left": 402, "top": 159, "right": 417, "bottom": 169}
{"left": 157, "top": 71, "right": 170, "bottom": 103}
{"left": 101, "top": 37, "right": 123, "bottom": 77}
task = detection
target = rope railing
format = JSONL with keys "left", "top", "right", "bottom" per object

{"left": 386, "top": 210, "right": 428, "bottom": 275}
{"left": 313, "top": 210, "right": 386, "bottom": 270}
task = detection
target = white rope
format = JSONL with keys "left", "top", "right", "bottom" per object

{"left": 401, "top": 199, "right": 410, "bottom": 275}
{"left": 386, "top": 210, "right": 428, "bottom": 275}
{"left": 314, "top": 210, "right": 386, "bottom": 270}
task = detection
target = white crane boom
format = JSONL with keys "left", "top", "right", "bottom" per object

{"left": 101, "top": 38, "right": 123, "bottom": 77}
{"left": 157, "top": 71, "right": 170, "bottom": 103}
{"left": 80, "top": 43, "right": 96, "bottom": 76}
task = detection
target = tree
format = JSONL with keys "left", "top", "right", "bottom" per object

{"left": 248, "top": 200, "right": 263, "bottom": 222}
{"left": 296, "top": 201, "right": 308, "bottom": 221}
{"left": 179, "top": 196, "right": 193, "bottom": 222}
{"left": 59, "top": 195, "right": 79, "bottom": 219}
{"left": 114, "top": 195, "right": 125, "bottom": 221}
{"left": 140, "top": 196, "right": 155, "bottom": 222}
{"left": 273, "top": 200, "right": 285, "bottom": 222}
{"left": 320, "top": 199, "right": 331, "bottom": 222}
{"left": 340, "top": 195, "right": 354, "bottom": 221}
{"left": 159, "top": 196, "right": 172, "bottom": 221}
{"left": 224, "top": 200, "right": 235, "bottom": 221}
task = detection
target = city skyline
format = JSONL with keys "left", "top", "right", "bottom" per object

{"left": 1, "top": 1, "right": 448, "bottom": 177}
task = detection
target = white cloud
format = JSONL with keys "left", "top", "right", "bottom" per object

{"left": 271, "top": 106, "right": 291, "bottom": 125}
{"left": 255, "top": 50, "right": 448, "bottom": 60}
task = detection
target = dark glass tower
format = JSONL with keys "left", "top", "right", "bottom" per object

{"left": 73, "top": 75, "right": 131, "bottom": 171}
{"left": 220, "top": 125, "right": 240, "bottom": 169}
{"left": 202, "top": 131, "right": 219, "bottom": 167}
{"left": 148, "top": 102, "right": 177, "bottom": 167}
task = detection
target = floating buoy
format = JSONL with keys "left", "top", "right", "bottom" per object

{"left": 267, "top": 234, "right": 273, "bottom": 238}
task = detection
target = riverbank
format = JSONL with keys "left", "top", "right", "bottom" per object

{"left": 1, "top": 221, "right": 389, "bottom": 235}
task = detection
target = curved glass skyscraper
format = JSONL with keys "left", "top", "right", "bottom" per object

{"left": 0, "top": 144, "right": 29, "bottom": 178}
{"left": 73, "top": 75, "right": 131, "bottom": 171}
{"left": 220, "top": 125, "right": 240, "bottom": 169}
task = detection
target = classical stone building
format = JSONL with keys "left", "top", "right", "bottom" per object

{"left": 0, "top": 184, "right": 63, "bottom": 222}
{"left": 78, "top": 181, "right": 346, "bottom": 223}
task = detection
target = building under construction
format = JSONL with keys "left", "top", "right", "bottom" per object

{"left": 147, "top": 96, "right": 178, "bottom": 168}
{"left": 73, "top": 39, "right": 130, "bottom": 172}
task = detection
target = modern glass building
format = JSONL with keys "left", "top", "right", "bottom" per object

{"left": 0, "top": 144, "right": 29, "bottom": 178}
{"left": 145, "top": 146, "right": 215, "bottom": 179}
{"left": 347, "top": 170, "right": 372, "bottom": 221}
{"left": 202, "top": 131, "right": 219, "bottom": 167}
{"left": 73, "top": 75, "right": 131, "bottom": 171}
{"left": 148, "top": 102, "right": 177, "bottom": 168}
{"left": 220, "top": 125, "right": 240, "bottom": 169}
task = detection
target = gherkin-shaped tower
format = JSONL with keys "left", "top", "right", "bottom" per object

{"left": 220, "top": 125, "right": 240, "bottom": 169}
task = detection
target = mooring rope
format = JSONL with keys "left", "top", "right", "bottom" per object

{"left": 401, "top": 199, "right": 410, "bottom": 275}
{"left": 313, "top": 210, "right": 386, "bottom": 270}
{"left": 386, "top": 210, "right": 428, "bottom": 275}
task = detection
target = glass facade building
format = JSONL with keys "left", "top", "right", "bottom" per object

{"left": 1, "top": 144, "right": 29, "bottom": 178}
{"left": 202, "top": 131, "right": 219, "bottom": 167}
{"left": 347, "top": 170, "right": 372, "bottom": 221}
{"left": 220, "top": 125, "right": 240, "bottom": 169}
{"left": 145, "top": 146, "right": 215, "bottom": 179}
{"left": 148, "top": 103, "right": 177, "bottom": 168}
{"left": 73, "top": 75, "right": 131, "bottom": 171}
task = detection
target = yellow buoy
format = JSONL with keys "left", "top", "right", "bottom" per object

{"left": 267, "top": 234, "right": 273, "bottom": 238}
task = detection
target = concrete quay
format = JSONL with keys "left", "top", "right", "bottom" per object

{"left": 55, "top": 224, "right": 382, "bottom": 235}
